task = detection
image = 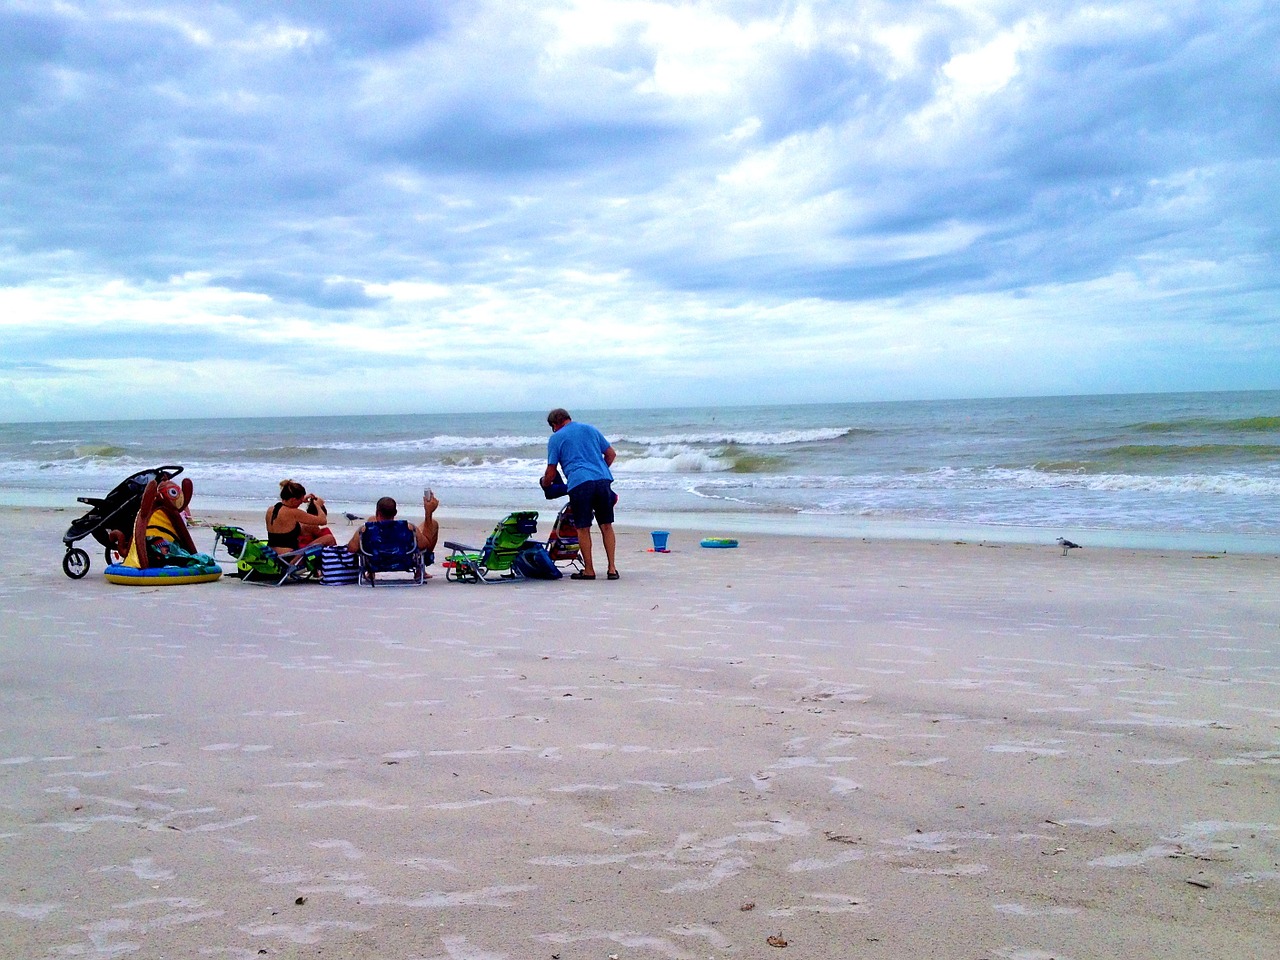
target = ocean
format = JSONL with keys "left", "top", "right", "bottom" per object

{"left": 4, "top": 391, "right": 1279, "bottom": 552}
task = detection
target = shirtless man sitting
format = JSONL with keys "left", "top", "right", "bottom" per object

{"left": 346, "top": 494, "right": 440, "bottom": 556}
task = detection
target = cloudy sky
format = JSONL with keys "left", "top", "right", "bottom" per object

{"left": 2, "top": 0, "right": 1277, "bottom": 421}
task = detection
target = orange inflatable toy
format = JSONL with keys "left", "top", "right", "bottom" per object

{"left": 104, "top": 477, "right": 221, "bottom": 585}
{"left": 120, "top": 477, "right": 200, "bottom": 568}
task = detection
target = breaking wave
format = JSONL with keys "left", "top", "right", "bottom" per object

{"left": 1131, "top": 416, "right": 1280, "bottom": 434}
{"left": 308, "top": 434, "right": 547, "bottom": 452}
{"left": 613, "top": 427, "right": 860, "bottom": 446}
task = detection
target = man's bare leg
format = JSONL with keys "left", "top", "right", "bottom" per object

{"left": 417, "top": 495, "right": 440, "bottom": 553}
{"left": 417, "top": 517, "right": 439, "bottom": 553}
{"left": 576, "top": 526, "right": 595, "bottom": 577}
{"left": 600, "top": 523, "right": 617, "bottom": 576}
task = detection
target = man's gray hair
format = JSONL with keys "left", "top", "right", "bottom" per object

{"left": 546, "top": 408, "right": 571, "bottom": 427}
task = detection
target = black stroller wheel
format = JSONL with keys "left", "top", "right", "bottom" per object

{"left": 63, "top": 548, "right": 91, "bottom": 579}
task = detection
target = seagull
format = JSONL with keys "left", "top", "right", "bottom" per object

{"left": 344, "top": 512, "right": 361, "bottom": 525}
{"left": 1056, "top": 537, "right": 1082, "bottom": 556}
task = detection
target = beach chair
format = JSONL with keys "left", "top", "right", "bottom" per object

{"left": 356, "top": 520, "right": 429, "bottom": 586}
{"left": 211, "top": 524, "right": 322, "bottom": 585}
{"left": 544, "top": 503, "right": 581, "bottom": 571}
{"left": 443, "top": 511, "right": 539, "bottom": 583}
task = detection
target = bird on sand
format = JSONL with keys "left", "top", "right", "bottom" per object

{"left": 1056, "top": 537, "right": 1082, "bottom": 556}
{"left": 343, "top": 512, "right": 361, "bottom": 525}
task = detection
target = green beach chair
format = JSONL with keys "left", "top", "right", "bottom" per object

{"left": 211, "top": 524, "right": 322, "bottom": 585}
{"left": 443, "top": 511, "right": 538, "bottom": 583}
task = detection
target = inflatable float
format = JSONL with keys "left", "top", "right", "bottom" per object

{"left": 104, "top": 562, "right": 222, "bottom": 586}
{"left": 104, "top": 475, "right": 221, "bottom": 586}
{"left": 700, "top": 538, "right": 739, "bottom": 548}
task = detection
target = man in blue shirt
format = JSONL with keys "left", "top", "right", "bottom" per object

{"left": 542, "top": 408, "right": 619, "bottom": 580}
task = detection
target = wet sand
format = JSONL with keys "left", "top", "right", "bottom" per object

{"left": 1, "top": 506, "right": 1277, "bottom": 959}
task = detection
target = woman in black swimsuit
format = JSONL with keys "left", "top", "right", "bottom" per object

{"left": 266, "top": 480, "right": 337, "bottom": 551}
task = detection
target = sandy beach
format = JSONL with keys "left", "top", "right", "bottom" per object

{"left": 1, "top": 505, "right": 1277, "bottom": 959}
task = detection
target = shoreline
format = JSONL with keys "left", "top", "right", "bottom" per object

{"left": 22, "top": 494, "right": 1280, "bottom": 557}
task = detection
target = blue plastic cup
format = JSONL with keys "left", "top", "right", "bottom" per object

{"left": 651, "top": 531, "right": 670, "bottom": 551}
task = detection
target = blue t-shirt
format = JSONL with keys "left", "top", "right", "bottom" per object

{"left": 547, "top": 421, "right": 614, "bottom": 490}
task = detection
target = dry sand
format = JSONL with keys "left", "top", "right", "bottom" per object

{"left": 1, "top": 505, "right": 1277, "bottom": 959}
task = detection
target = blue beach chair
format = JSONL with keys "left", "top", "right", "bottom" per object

{"left": 356, "top": 520, "right": 430, "bottom": 586}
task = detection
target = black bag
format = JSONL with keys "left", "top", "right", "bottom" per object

{"left": 541, "top": 470, "right": 569, "bottom": 499}
{"left": 513, "top": 543, "right": 563, "bottom": 580}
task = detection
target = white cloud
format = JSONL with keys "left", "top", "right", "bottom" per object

{"left": 0, "top": 0, "right": 1276, "bottom": 421}
{"left": 362, "top": 280, "right": 451, "bottom": 301}
{"left": 907, "top": 17, "right": 1041, "bottom": 138}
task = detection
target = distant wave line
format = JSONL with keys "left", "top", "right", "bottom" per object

{"left": 308, "top": 434, "right": 547, "bottom": 452}
{"left": 312, "top": 426, "right": 860, "bottom": 451}
{"left": 1129, "top": 416, "right": 1280, "bottom": 434}
{"left": 1093, "top": 443, "right": 1280, "bottom": 462}
{"left": 614, "top": 427, "right": 860, "bottom": 446}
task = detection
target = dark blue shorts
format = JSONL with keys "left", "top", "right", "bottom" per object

{"left": 568, "top": 479, "right": 615, "bottom": 529}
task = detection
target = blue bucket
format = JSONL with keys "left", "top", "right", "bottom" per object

{"left": 651, "top": 530, "right": 670, "bottom": 551}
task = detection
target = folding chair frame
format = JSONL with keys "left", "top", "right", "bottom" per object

{"left": 211, "top": 524, "right": 323, "bottom": 585}
{"left": 356, "top": 520, "right": 429, "bottom": 587}
{"left": 443, "top": 511, "right": 539, "bottom": 584}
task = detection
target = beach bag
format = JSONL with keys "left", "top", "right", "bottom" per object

{"left": 318, "top": 545, "right": 358, "bottom": 585}
{"left": 513, "top": 543, "right": 562, "bottom": 580}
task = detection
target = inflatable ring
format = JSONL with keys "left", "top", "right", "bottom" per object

{"left": 699, "top": 538, "right": 739, "bottom": 548}
{"left": 104, "top": 562, "right": 222, "bottom": 586}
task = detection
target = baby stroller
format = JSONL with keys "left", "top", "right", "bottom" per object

{"left": 61, "top": 465, "right": 184, "bottom": 579}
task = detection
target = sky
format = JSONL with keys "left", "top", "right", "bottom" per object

{"left": 2, "top": 0, "right": 1277, "bottom": 422}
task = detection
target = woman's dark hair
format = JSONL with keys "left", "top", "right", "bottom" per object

{"left": 279, "top": 479, "right": 306, "bottom": 502}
